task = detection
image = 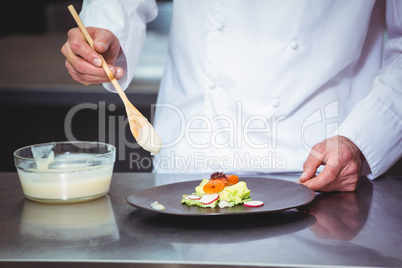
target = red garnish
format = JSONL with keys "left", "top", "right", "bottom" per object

{"left": 203, "top": 172, "right": 239, "bottom": 193}
{"left": 210, "top": 172, "right": 227, "bottom": 180}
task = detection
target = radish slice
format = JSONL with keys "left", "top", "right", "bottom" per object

{"left": 185, "top": 194, "right": 201, "bottom": 200}
{"left": 200, "top": 193, "right": 219, "bottom": 204}
{"left": 244, "top": 200, "right": 264, "bottom": 207}
{"left": 218, "top": 200, "right": 229, "bottom": 208}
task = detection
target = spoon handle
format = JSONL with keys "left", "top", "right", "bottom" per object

{"left": 67, "top": 5, "right": 140, "bottom": 114}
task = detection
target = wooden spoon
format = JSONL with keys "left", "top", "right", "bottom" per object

{"left": 68, "top": 5, "right": 162, "bottom": 155}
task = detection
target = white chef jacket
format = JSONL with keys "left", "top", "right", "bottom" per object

{"left": 80, "top": 0, "right": 402, "bottom": 176}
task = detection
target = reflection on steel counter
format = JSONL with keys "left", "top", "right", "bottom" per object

{"left": 124, "top": 209, "right": 316, "bottom": 244}
{"left": 20, "top": 195, "right": 119, "bottom": 247}
{"left": 303, "top": 176, "right": 373, "bottom": 241}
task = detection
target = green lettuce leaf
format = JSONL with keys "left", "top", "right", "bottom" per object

{"left": 195, "top": 179, "right": 209, "bottom": 196}
{"left": 181, "top": 195, "right": 219, "bottom": 208}
{"left": 219, "top": 181, "right": 251, "bottom": 202}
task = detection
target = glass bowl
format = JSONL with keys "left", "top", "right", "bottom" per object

{"left": 14, "top": 141, "right": 116, "bottom": 204}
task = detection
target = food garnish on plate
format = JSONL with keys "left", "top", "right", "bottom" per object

{"left": 181, "top": 172, "right": 263, "bottom": 208}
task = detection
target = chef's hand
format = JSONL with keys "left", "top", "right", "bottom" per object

{"left": 61, "top": 27, "right": 123, "bottom": 85}
{"left": 299, "top": 136, "right": 363, "bottom": 192}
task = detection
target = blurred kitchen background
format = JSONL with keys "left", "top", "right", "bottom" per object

{"left": 1, "top": 0, "right": 401, "bottom": 175}
{"left": 0, "top": 0, "right": 171, "bottom": 172}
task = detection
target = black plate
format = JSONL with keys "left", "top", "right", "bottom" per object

{"left": 125, "top": 177, "right": 315, "bottom": 216}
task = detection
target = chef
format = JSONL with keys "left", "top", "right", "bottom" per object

{"left": 61, "top": 0, "right": 402, "bottom": 192}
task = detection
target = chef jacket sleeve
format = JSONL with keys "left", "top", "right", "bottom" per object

{"left": 338, "top": 0, "right": 402, "bottom": 179}
{"left": 79, "top": 0, "right": 158, "bottom": 91}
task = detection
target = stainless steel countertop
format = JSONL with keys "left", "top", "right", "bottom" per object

{"left": 1, "top": 172, "right": 401, "bottom": 268}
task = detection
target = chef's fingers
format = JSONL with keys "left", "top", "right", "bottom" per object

{"left": 62, "top": 42, "right": 108, "bottom": 79}
{"left": 92, "top": 28, "right": 121, "bottom": 55}
{"left": 65, "top": 60, "right": 121, "bottom": 85}
{"left": 63, "top": 36, "right": 124, "bottom": 82}
{"left": 88, "top": 27, "right": 123, "bottom": 69}
{"left": 301, "top": 163, "right": 340, "bottom": 192}
{"left": 300, "top": 142, "right": 326, "bottom": 182}
{"left": 301, "top": 170, "right": 359, "bottom": 192}
{"left": 66, "top": 27, "right": 103, "bottom": 68}
{"left": 65, "top": 60, "right": 107, "bottom": 84}
{"left": 301, "top": 157, "right": 358, "bottom": 192}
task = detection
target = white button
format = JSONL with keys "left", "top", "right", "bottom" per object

{"left": 290, "top": 41, "right": 299, "bottom": 50}
{"left": 208, "top": 81, "right": 216, "bottom": 89}
{"left": 272, "top": 99, "right": 280, "bottom": 108}
{"left": 216, "top": 23, "right": 225, "bottom": 31}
